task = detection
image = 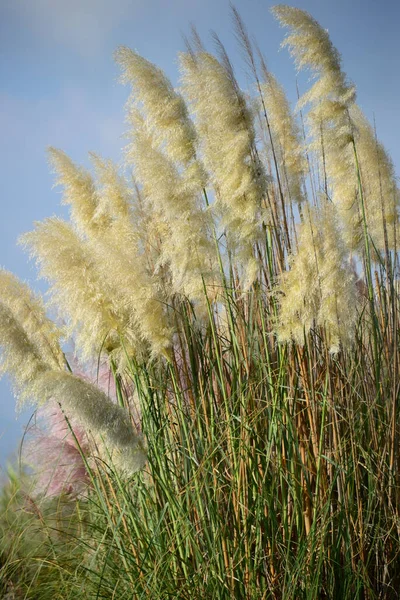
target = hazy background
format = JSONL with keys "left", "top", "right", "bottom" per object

{"left": 1, "top": 0, "right": 399, "bottom": 470}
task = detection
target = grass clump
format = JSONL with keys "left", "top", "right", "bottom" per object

{"left": 1, "top": 5, "right": 400, "bottom": 599}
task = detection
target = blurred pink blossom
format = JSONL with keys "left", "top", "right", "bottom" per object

{"left": 23, "top": 401, "right": 90, "bottom": 498}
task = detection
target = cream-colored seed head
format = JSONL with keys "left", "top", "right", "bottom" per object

{"left": 272, "top": 5, "right": 398, "bottom": 253}
{"left": 117, "top": 48, "right": 216, "bottom": 302}
{"left": 115, "top": 46, "right": 198, "bottom": 167}
{"left": 272, "top": 6, "right": 356, "bottom": 237}
{"left": 277, "top": 199, "right": 358, "bottom": 353}
{"left": 0, "top": 302, "right": 49, "bottom": 407}
{"left": 50, "top": 149, "right": 172, "bottom": 358}
{"left": 272, "top": 6, "right": 354, "bottom": 104}
{"left": 180, "top": 51, "right": 267, "bottom": 287}
{"left": 89, "top": 218, "right": 172, "bottom": 360}
{"left": 22, "top": 216, "right": 171, "bottom": 363}
{"left": 316, "top": 200, "right": 359, "bottom": 352}
{"left": 0, "top": 301, "right": 146, "bottom": 473}
{"left": 260, "top": 69, "right": 306, "bottom": 204}
{"left": 128, "top": 114, "right": 216, "bottom": 302}
{"left": 90, "top": 153, "right": 133, "bottom": 224}
{"left": 350, "top": 106, "right": 399, "bottom": 252}
{"left": 315, "top": 114, "right": 361, "bottom": 249}
{"left": 21, "top": 218, "right": 124, "bottom": 362}
{"left": 276, "top": 212, "right": 322, "bottom": 345}
{"left": 48, "top": 147, "right": 109, "bottom": 237}
{"left": 0, "top": 269, "right": 64, "bottom": 370}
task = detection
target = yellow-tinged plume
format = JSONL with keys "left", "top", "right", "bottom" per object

{"left": 179, "top": 51, "right": 267, "bottom": 287}
{"left": 277, "top": 199, "right": 358, "bottom": 353}
{"left": 22, "top": 216, "right": 171, "bottom": 363}
{"left": 259, "top": 67, "right": 306, "bottom": 205}
{"left": 316, "top": 200, "right": 360, "bottom": 353}
{"left": 90, "top": 153, "right": 133, "bottom": 224}
{"left": 20, "top": 218, "right": 127, "bottom": 362}
{"left": 116, "top": 47, "right": 216, "bottom": 302}
{"left": 0, "top": 269, "right": 64, "bottom": 370}
{"left": 272, "top": 5, "right": 358, "bottom": 245}
{"left": 272, "top": 5, "right": 361, "bottom": 238}
{"left": 0, "top": 302, "right": 49, "bottom": 406}
{"left": 272, "top": 5, "right": 399, "bottom": 253}
{"left": 350, "top": 106, "right": 399, "bottom": 252}
{"left": 0, "top": 304, "right": 146, "bottom": 473}
{"left": 88, "top": 218, "right": 173, "bottom": 360}
{"left": 127, "top": 114, "right": 216, "bottom": 302}
{"left": 48, "top": 147, "right": 110, "bottom": 237}
{"left": 271, "top": 5, "right": 354, "bottom": 107}
{"left": 115, "top": 46, "right": 198, "bottom": 167}
{"left": 318, "top": 105, "right": 400, "bottom": 253}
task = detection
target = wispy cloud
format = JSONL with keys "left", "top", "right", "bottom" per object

{"left": 10, "top": 0, "right": 145, "bottom": 57}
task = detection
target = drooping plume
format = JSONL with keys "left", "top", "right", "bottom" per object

{"left": 33, "top": 371, "right": 147, "bottom": 475}
{"left": 271, "top": 5, "right": 354, "bottom": 107}
{"left": 0, "top": 295, "right": 146, "bottom": 474}
{"left": 0, "top": 302, "right": 49, "bottom": 406}
{"left": 0, "top": 269, "right": 64, "bottom": 370}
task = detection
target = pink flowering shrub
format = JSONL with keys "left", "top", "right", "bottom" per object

{"left": 23, "top": 401, "right": 90, "bottom": 498}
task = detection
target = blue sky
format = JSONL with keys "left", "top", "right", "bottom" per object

{"left": 1, "top": 0, "right": 399, "bottom": 470}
